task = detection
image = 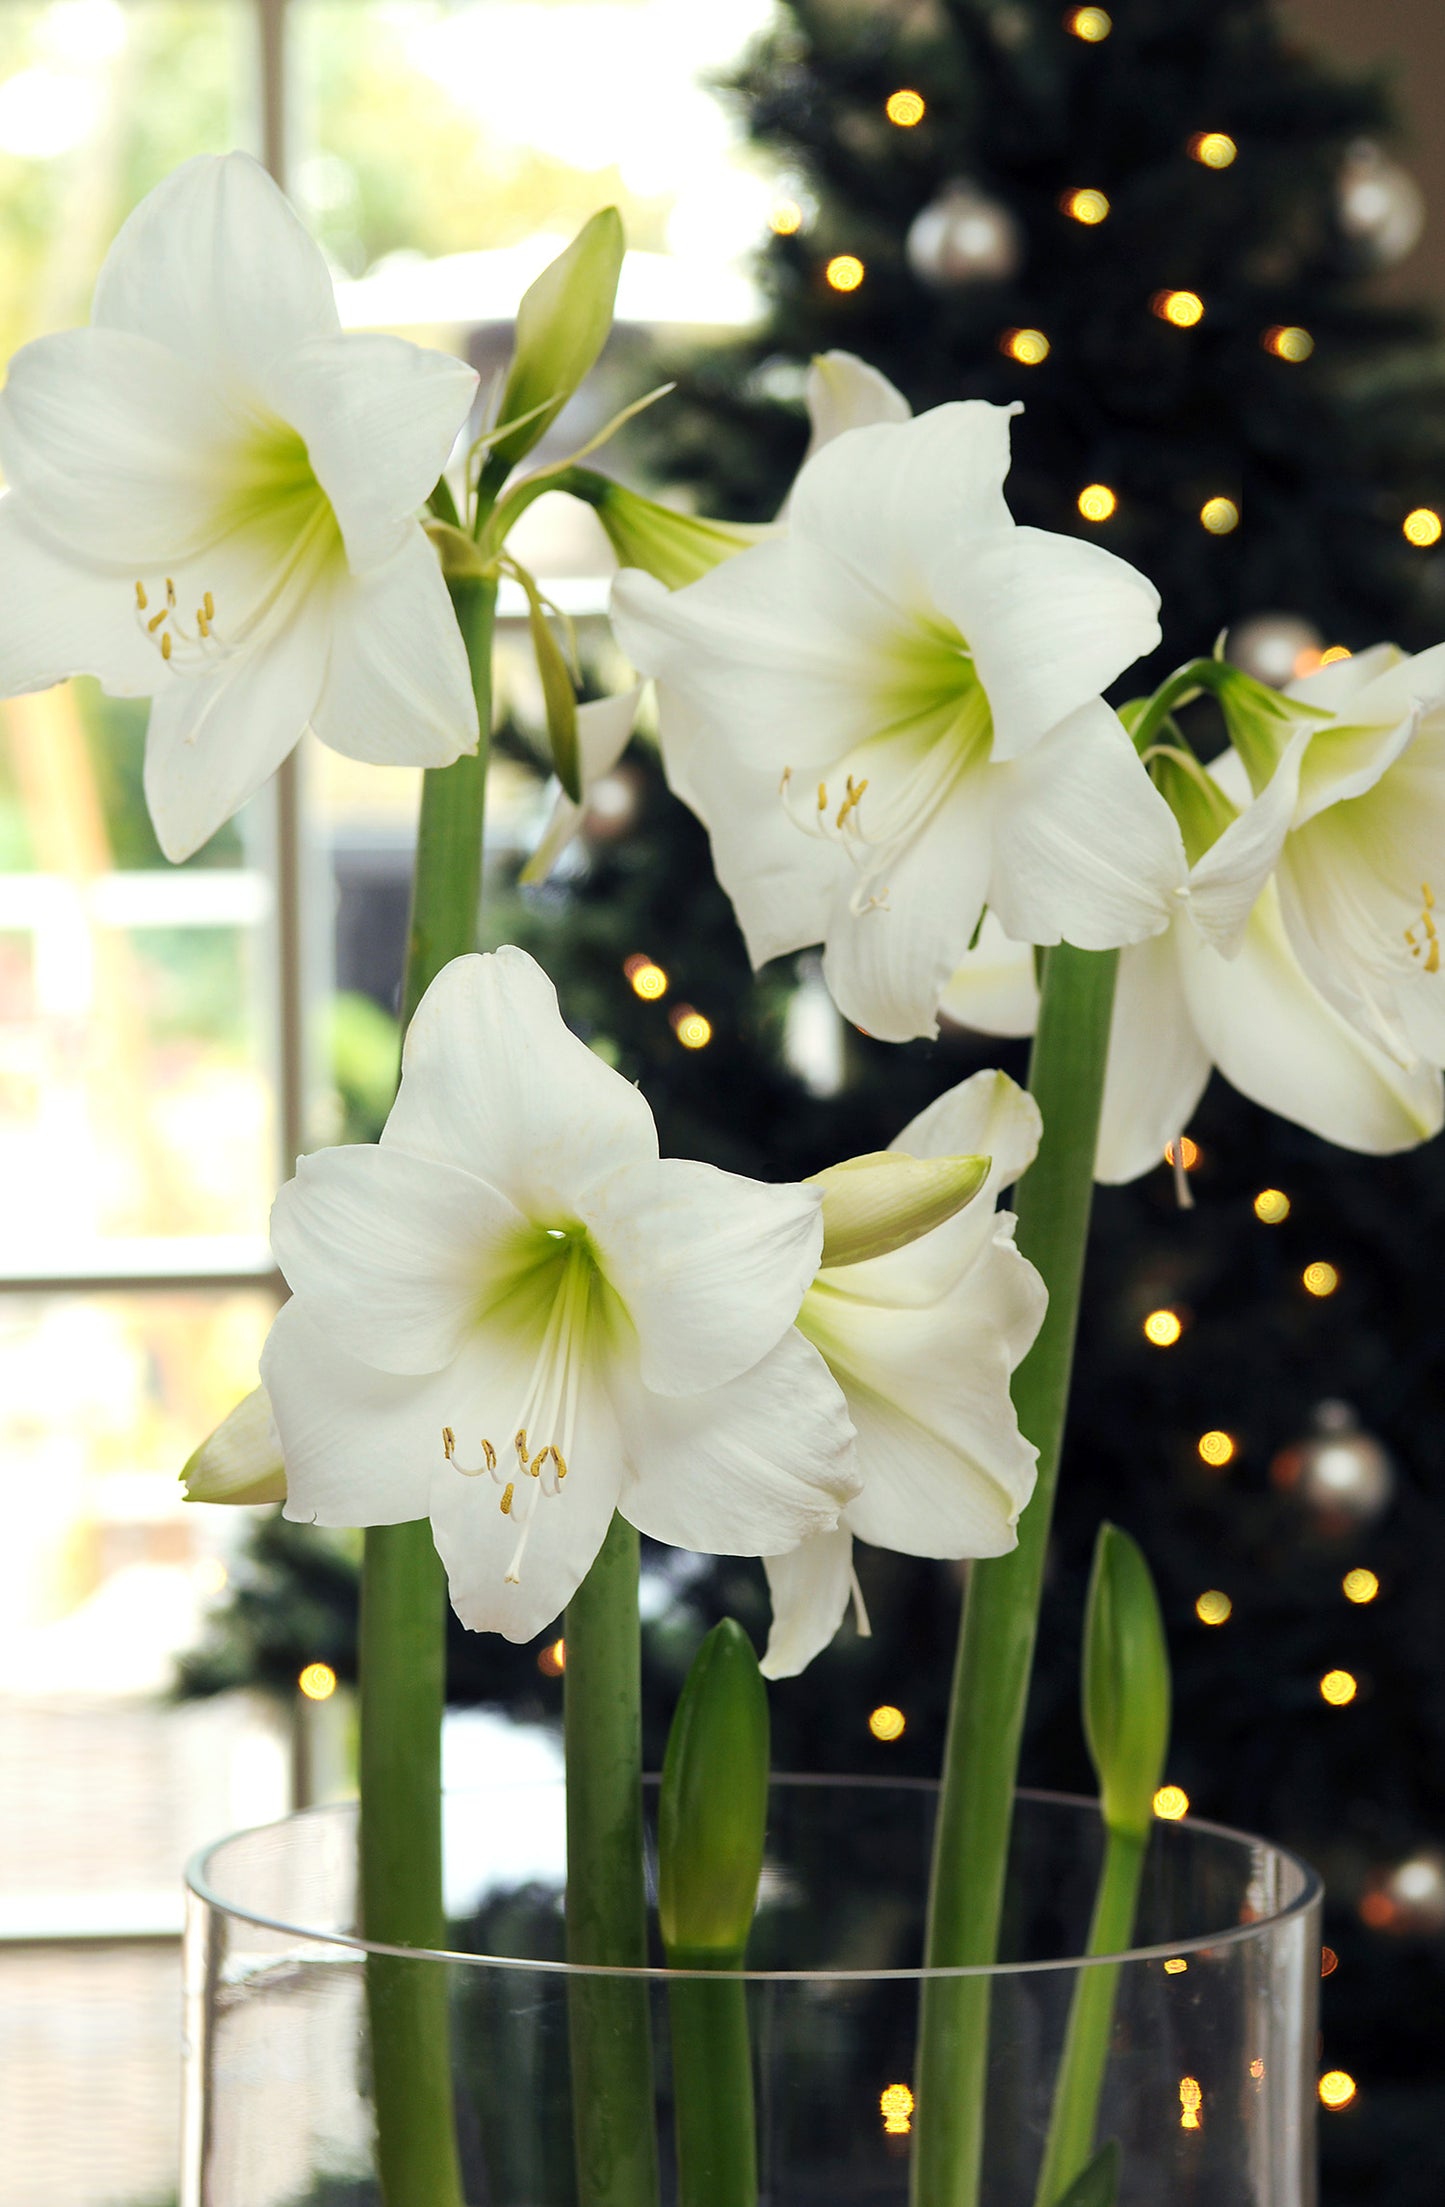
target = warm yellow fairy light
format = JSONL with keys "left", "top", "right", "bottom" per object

{"left": 1164, "top": 1957, "right": 1188, "bottom": 1975}
{"left": 1320, "top": 1669, "right": 1358, "bottom": 1706}
{"left": 1001, "top": 327, "right": 1050, "bottom": 365}
{"left": 869, "top": 1704, "right": 906, "bottom": 1741}
{"left": 1320, "top": 644, "right": 1352, "bottom": 664}
{"left": 1263, "top": 325, "right": 1315, "bottom": 362}
{"left": 1077, "top": 483, "right": 1118, "bottom": 521}
{"left": 1253, "top": 1187, "right": 1290, "bottom": 1223}
{"left": 880, "top": 2083, "right": 915, "bottom": 2135}
{"left": 1179, "top": 2076, "right": 1203, "bottom": 2130}
{"left": 1319, "top": 2070, "right": 1357, "bottom": 2110}
{"left": 770, "top": 199, "right": 803, "bottom": 236}
{"left": 1303, "top": 1261, "right": 1339, "bottom": 1297}
{"left": 1153, "top": 289, "right": 1204, "bottom": 327}
{"left": 1404, "top": 507, "right": 1442, "bottom": 547}
{"left": 1250, "top": 2057, "right": 1267, "bottom": 2079}
{"left": 1066, "top": 6, "right": 1112, "bottom": 39}
{"left": 1200, "top": 496, "right": 1240, "bottom": 534}
{"left": 1164, "top": 1136, "right": 1200, "bottom": 1169}
{"left": 298, "top": 1662, "right": 337, "bottom": 1702}
{"left": 1197, "top": 1430, "right": 1236, "bottom": 1467}
{"left": 536, "top": 1638, "right": 566, "bottom": 1678}
{"left": 1063, "top": 187, "right": 1110, "bottom": 225}
{"left": 1195, "top": 1589, "right": 1232, "bottom": 1626}
{"left": 885, "top": 89, "right": 926, "bottom": 127}
{"left": 826, "top": 255, "right": 865, "bottom": 292}
{"left": 1154, "top": 1784, "right": 1190, "bottom": 1821}
{"left": 1143, "top": 1309, "right": 1183, "bottom": 1347}
{"left": 1189, "top": 132, "right": 1237, "bottom": 169}
{"left": 1343, "top": 1568, "right": 1379, "bottom": 1605}
{"left": 626, "top": 958, "right": 668, "bottom": 1000}
{"left": 672, "top": 1008, "right": 713, "bottom": 1050}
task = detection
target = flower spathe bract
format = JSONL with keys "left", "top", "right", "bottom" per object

{"left": 182, "top": 1385, "right": 286, "bottom": 1506}
{"left": 611, "top": 396, "right": 1184, "bottom": 1042}
{"left": 520, "top": 685, "right": 643, "bottom": 884}
{"left": 0, "top": 152, "right": 480, "bottom": 861}
{"left": 261, "top": 947, "right": 857, "bottom": 1642}
{"left": 762, "top": 1070, "right": 1047, "bottom": 1677}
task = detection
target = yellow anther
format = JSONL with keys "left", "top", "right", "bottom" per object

{"left": 555, "top": 1452, "right": 568, "bottom": 1481}
{"left": 165, "top": 577, "right": 176, "bottom": 607}
{"left": 147, "top": 608, "right": 168, "bottom": 634}
{"left": 197, "top": 608, "right": 210, "bottom": 638}
{"left": 500, "top": 1482, "right": 514, "bottom": 1515}
{"left": 160, "top": 632, "right": 172, "bottom": 661}
{"left": 1429, "top": 939, "right": 1440, "bottom": 975}
{"left": 203, "top": 591, "right": 215, "bottom": 622}
{"left": 1424, "top": 883, "right": 1436, "bottom": 910}
{"left": 483, "top": 1437, "right": 497, "bottom": 1471}
{"left": 515, "top": 1428, "right": 529, "bottom": 1461}
{"left": 135, "top": 581, "right": 148, "bottom": 611}
{"left": 835, "top": 775, "right": 869, "bottom": 829}
{"left": 817, "top": 781, "right": 828, "bottom": 814}
{"left": 442, "top": 1425, "right": 455, "bottom": 1457}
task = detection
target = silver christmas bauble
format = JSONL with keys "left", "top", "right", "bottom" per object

{"left": 1293, "top": 1401, "right": 1396, "bottom": 1526}
{"left": 1227, "top": 613, "right": 1324, "bottom": 690}
{"left": 906, "top": 182, "right": 1022, "bottom": 289}
{"left": 1338, "top": 141, "right": 1426, "bottom": 269}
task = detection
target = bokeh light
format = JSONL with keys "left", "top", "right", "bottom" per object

{"left": 1063, "top": 187, "right": 1110, "bottom": 224}
{"left": 1321, "top": 1947, "right": 1340, "bottom": 1977}
{"left": 1197, "top": 1430, "right": 1236, "bottom": 1467}
{"left": 1320, "top": 644, "right": 1353, "bottom": 665}
{"left": 880, "top": 2083, "right": 915, "bottom": 2135}
{"left": 624, "top": 955, "right": 668, "bottom": 1000}
{"left": 1342, "top": 1568, "right": 1379, "bottom": 1605}
{"left": 1188, "top": 132, "right": 1237, "bottom": 168}
{"left": 1001, "top": 326, "right": 1050, "bottom": 365}
{"left": 1164, "top": 1957, "right": 1188, "bottom": 1975}
{"left": 1066, "top": 6, "right": 1112, "bottom": 39}
{"left": 1179, "top": 2076, "right": 1203, "bottom": 2130}
{"left": 885, "top": 89, "right": 925, "bottom": 127}
{"left": 671, "top": 1007, "right": 713, "bottom": 1050}
{"left": 1262, "top": 325, "right": 1314, "bottom": 361}
{"left": 537, "top": 1638, "right": 566, "bottom": 1677}
{"left": 826, "top": 254, "right": 865, "bottom": 292}
{"left": 1077, "top": 483, "right": 1118, "bottom": 521}
{"left": 1319, "top": 2071, "right": 1357, "bottom": 2110}
{"left": 1253, "top": 1187, "right": 1290, "bottom": 1223}
{"left": 1153, "top": 288, "right": 1204, "bottom": 327}
{"left": 298, "top": 1662, "right": 337, "bottom": 1702}
{"left": 1195, "top": 1589, "right": 1233, "bottom": 1625}
{"left": 1200, "top": 496, "right": 1240, "bottom": 534}
{"left": 1144, "top": 1309, "right": 1183, "bottom": 1347}
{"left": 1320, "top": 1669, "right": 1358, "bottom": 1706}
{"left": 1154, "top": 1785, "right": 1190, "bottom": 1821}
{"left": 769, "top": 199, "right": 803, "bottom": 236}
{"left": 869, "top": 1704, "right": 906, "bottom": 1741}
{"left": 1404, "top": 507, "right": 1442, "bottom": 547}
{"left": 1164, "top": 1136, "right": 1200, "bottom": 1170}
{"left": 1303, "top": 1261, "right": 1340, "bottom": 1297}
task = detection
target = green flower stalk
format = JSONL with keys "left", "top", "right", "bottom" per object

{"left": 1034, "top": 1525, "right": 1171, "bottom": 2207}
{"left": 659, "top": 1619, "right": 770, "bottom": 2207}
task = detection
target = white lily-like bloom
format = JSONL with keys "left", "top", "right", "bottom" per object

{"left": 260, "top": 947, "right": 858, "bottom": 1641}
{"left": 944, "top": 745, "right": 1444, "bottom": 1179}
{"left": 610, "top": 391, "right": 1185, "bottom": 1043}
{"left": 0, "top": 152, "right": 480, "bottom": 861}
{"left": 761, "top": 1071, "right": 1046, "bottom": 1678}
{"left": 1222, "top": 644, "right": 1445, "bottom": 1070}
{"left": 520, "top": 686, "right": 642, "bottom": 884}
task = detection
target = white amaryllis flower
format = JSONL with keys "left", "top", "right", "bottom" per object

{"left": 761, "top": 1070, "right": 1046, "bottom": 1678}
{"left": 1221, "top": 644, "right": 1445, "bottom": 1070}
{"left": 0, "top": 152, "right": 480, "bottom": 861}
{"left": 610, "top": 394, "right": 1184, "bottom": 1043}
{"left": 943, "top": 745, "right": 1444, "bottom": 1179}
{"left": 520, "top": 686, "right": 642, "bottom": 883}
{"left": 260, "top": 947, "right": 857, "bottom": 1641}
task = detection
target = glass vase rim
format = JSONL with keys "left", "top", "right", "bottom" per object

{"left": 185, "top": 1778, "right": 1322, "bottom": 1985}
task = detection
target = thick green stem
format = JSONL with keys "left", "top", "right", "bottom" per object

{"left": 359, "top": 574, "right": 495, "bottom": 2207}
{"left": 668, "top": 1964, "right": 756, "bottom": 2207}
{"left": 913, "top": 944, "right": 1119, "bottom": 2207}
{"left": 1034, "top": 1829, "right": 1148, "bottom": 2207}
{"left": 563, "top": 1514, "right": 660, "bottom": 2207}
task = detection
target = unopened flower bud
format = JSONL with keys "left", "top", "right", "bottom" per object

{"left": 659, "top": 1619, "right": 769, "bottom": 1967}
{"left": 1082, "top": 1522, "right": 1171, "bottom": 1842}
{"left": 810, "top": 1149, "right": 990, "bottom": 1269}
{"left": 574, "top": 475, "right": 767, "bottom": 589}
{"left": 490, "top": 209, "right": 625, "bottom": 475}
{"left": 182, "top": 1385, "right": 287, "bottom": 1505}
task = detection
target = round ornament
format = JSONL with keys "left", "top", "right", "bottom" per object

{"left": 1337, "top": 141, "right": 1426, "bottom": 268}
{"left": 1275, "top": 1400, "right": 1396, "bottom": 1526}
{"left": 1227, "top": 613, "right": 1323, "bottom": 690}
{"left": 906, "top": 182, "right": 1022, "bottom": 289}
{"left": 1380, "top": 1852, "right": 1445, "bottom": 1935}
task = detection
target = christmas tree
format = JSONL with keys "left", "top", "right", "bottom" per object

{"left": 183, "top": 5, "right": 1445, "bottom": 2198}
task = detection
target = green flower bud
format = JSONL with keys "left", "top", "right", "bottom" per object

{"left": 1081, "top": 1523, "right": 1171, "bottom": 1843}
{"left": 1146, "top": 745, "right": 1237, "bottom": 867}
{"left": 809, "top": 1149, "right": 990, "bottom": 1268}
{"left": 1203, "top": 658, "right": 1327, "bottom": 797}
{"left": 659, "top": 1619, "right": 769, "bottom": 1967}
{"left": 182, "top": 1385, "right": 287, "bottom": 1505}
{"left": 570, "top": 473, "right": 767, "bottom": 589}
{"left": 490, "top": 209, "right": 625, "bottom": 476}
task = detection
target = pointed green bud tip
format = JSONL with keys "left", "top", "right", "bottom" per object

{"left": 182, "top": 1385, "right": 287, "bottom": 1506}
{"left": 658, "top": 1618, "right": 770, "bottom": 1966}
{"left": 490, "top": 207, "right": 626, "bottom": 475}
{"left": 1082, "top": 1523, "right": 1171, "bottom": 1842}
{"left": 577, "top": 475, "right": 766, "bottom": 590}
{"left": 810, "top": 1149, "right": 990, "bottom": 1269}
{"left": 1207, "top": 654, "right": 1328, "bottom": 796}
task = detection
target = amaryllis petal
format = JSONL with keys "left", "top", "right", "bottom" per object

{"left": 0, "top": 499, "right": 163, "bottom": 699}
{"left": 313, "top": 532, "right": 478, "bottom": 767}
{"left": 619, "top": 1329, "right": 856, "bottom": 1552}
{"left": 761, "top": 1528, "right": 860, "bottom": 1681}
{"left": 266, "top": 1300, "right": 440, "bottom": 1529}
{"left": 1094, "top": 930, "right": 1212, "bottom": 1184}
{"left": 939, "top": 913, "right": 1039, "bottom": 1039}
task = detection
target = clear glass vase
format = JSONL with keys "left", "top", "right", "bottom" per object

{"left": 183, "top": 1780, "right": 1321, "bottom": 2206}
